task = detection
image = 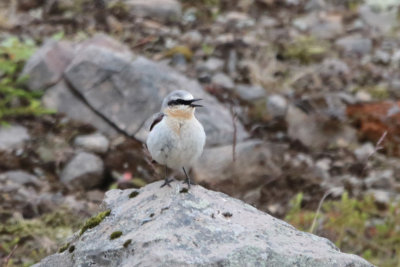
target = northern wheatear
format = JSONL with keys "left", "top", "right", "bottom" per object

{"left": 146, "top": 90, "right": 206, "bottom": 189}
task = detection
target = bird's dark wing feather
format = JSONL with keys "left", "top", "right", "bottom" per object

{"left": 150, "top": 113, "right": 164, "bottom": 131}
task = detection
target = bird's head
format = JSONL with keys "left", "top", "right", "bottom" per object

{"left": 162, "top": 90, "right": 203, "bottom": 119}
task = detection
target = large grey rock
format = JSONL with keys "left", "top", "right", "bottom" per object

{"left": 60, "top": 152, "right": 104, "bottom": 190}
{"left": 22, "top": 40, "right": 74, "bottom": 91}
{"left": 193, "top": 140, "right": 282, "bottom": 197}
{"left": 0, "top": 124, "right": 30, "bottom": 151}
{"left": 64, "top": 42, "right": 247, "bottom": 146}
{"left": 42, "top": 80, "right": 118, "bottom": 136}
{"left": 33, "top": 182, "right": 373, "bottom": 267}
{"left": 40, "top": 35, "right": 132, "bottom": 137}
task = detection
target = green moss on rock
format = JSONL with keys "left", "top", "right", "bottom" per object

{"left": 129, "top": 191, "right": 139, "bottom": 199}
{"left": 123, "top": 239, "right": 132, "bottom": 248}
{"left": 110, "top": 231, "right": 123, "bottom": 240}
{"left": 58, "top": 243, "right": 70, "bottom": 253}
{"left": 80, "top": 209, "right": 111, "bottom": 236}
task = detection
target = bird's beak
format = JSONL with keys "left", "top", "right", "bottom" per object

{"left": 189, "top": 98, "right": 203, "bottom": 108}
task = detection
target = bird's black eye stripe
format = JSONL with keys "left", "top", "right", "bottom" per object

{"left": 168, "top": 99, "right": 191, "bottom": 106}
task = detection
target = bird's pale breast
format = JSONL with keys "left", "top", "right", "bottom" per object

{"left": 146, "top": 116, "right": 205, "bottom": 170}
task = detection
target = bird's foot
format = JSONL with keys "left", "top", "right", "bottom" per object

{"left": 183, "top": 178, "right": 196, "bottom": 189}
{"left": 160, "top": 177, "right": 174, "bottom": 188}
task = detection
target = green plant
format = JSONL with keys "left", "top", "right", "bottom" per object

{"left": 0, "top": 209, "right": 84, "bottom": 266}
{"left": 281, "top": 36, "right": 329, "bottom": 64}
{"left": 0, "top": 37, "right": 53, "bottom": 123}
{"left": 285, "top": 192, "right": 400, "bottom": 267}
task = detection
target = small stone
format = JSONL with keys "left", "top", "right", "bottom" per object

{"left": 193, "top": 140, "right": 282, "bottom": 195}
{"left": 315, "top": 158, "right": 331, "bottom": 172}
{"left": 267, "top": 94, "right": 288, "bottom": 118}
{"left": 389, "top": 79, "right": 400, "bottom": 98}
{"left": 335, "top": 35, "right": 372, "bottom": 55}
{"left": 305, "top": 0, "right": 326, "bottom": 10}
{"left": 320, "top": 58, "right": 350, "bottom": 76}
{"left": 286, "top": 105, "right": 357, "bottom": 149}
{"left": 123, "top": 0, "right": 182, "bottom": 22}
{"left": 60, "top": 152, "right": 104, "bottom": 190}
{"left": 0, "top": 125, "right": 30, "bottom": 151}
{"left": 74, "top": 133, "right": 110, "bottom": 154}
{"left": 354, "top": 143, "right": 375, "bottom": 161}
{"left": 373, "top": 50, "right": 391, "bottom": 65}
{"left": 197, "top": 57, "right": 224, "bottom": 73}
{"left": 0, "top": 170, "right": 41, "bottom": 187}
{"left": 368, "top": 189, "right": 391, "bottom": 208}
{"left": 182, "top": 7, "right": 197, "bottom": 24}
{"left": 365, "top": 170, "right": 394, "bottom": 189}
{"left": 339, "top": 175, "right": 363, "bottom": 192}
{"left": 212, "top": 72, "right": 235, "bottom": 90}
{"left": 355, "top": 90, "right": 372, "bottom": 102}
{"left": 392, "top": 50, "right": 400, "bottom": 65}
{"left": 259, "top": 16, "right": 278, "bottom": 28}
{"left": 293, "top": 12, "right": 343, "bottom": 39}
{"left": 223, "top": 11, "right": 255, "bottom": 29}
{"left": 181, "top": 30, "right": 202, "bottom": 47}
{"left": 293, "top": 13, "right": 316, "bottom": 31}
{"left": 234, "top": 84, "right": 267, "bottom": 102}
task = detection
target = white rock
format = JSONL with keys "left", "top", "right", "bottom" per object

{"left": 212, "top": 72, "right": 235, "bottom": 90}
{"left": 267, "top": 94, "right": 288, "bottom": 118}
{"left": 354, "top": 143, "right": 375, "bottom": 161}
{"left": 60, "top": 152, "right": 104, "bottom": 190}
{"left": 34, "top": 182, "right": 374, "bottom": 267}
{"left": 74, "top": 133, "right": 110, "bottom": 153}
{"left": 0, "top": 125, "right": 30, "bottom": 151}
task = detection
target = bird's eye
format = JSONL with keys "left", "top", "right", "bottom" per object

{"left": 168, "top": 100, "right": 178, "bottom": 106}
{"left": 168, "top": 99, "right": 188, "bottom": 106}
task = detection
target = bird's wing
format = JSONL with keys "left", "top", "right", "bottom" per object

{"left": 149, "top": 112, "right": 164, "bottom": 131}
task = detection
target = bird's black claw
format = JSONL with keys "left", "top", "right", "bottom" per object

{"left": 183, "top": 178, "right": 196, "bottom": 189}
{"left": 161, "top": 178, "right": 174, "bottom": 188}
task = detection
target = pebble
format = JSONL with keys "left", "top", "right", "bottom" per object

{"left": 0, "top": 125, "right": 30, "bottom": 151}
{"left": 60, "top": 152, "right": 104, "bottom": 190}
{"left": 74, "top": 132, "right": 110, "bottom": 154}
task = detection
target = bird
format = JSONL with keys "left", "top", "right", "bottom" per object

{"left": 146, "top": 90, "right": 206, "bottom": 189}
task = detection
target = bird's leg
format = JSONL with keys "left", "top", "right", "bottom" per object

{"left": 182, "top": 167, "right": 196, "bottom": 189}
{"left": 160, "top": 165, "right": 173, "bottom": 187}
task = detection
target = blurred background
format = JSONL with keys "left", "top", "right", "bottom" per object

{"left": 1, "top": 0, "right": 400, "bottom": 266}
